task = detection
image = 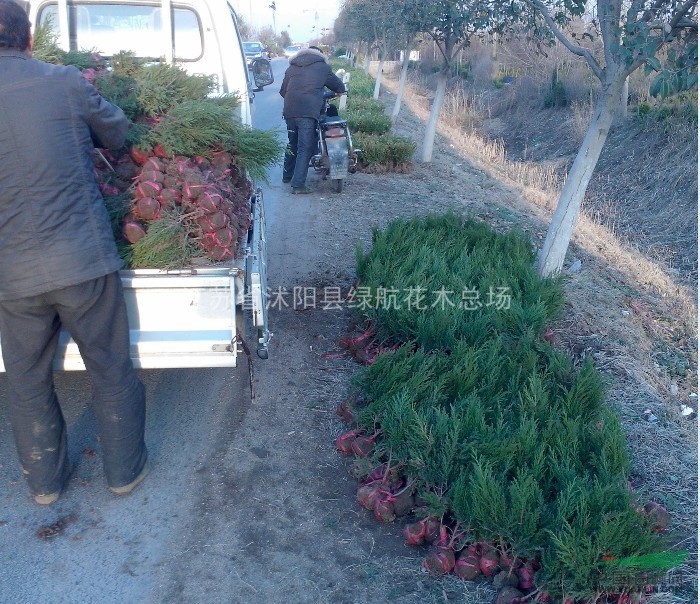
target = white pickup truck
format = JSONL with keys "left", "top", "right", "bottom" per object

{"left": 1, "top": 0, "right": 273, "bottom": 370}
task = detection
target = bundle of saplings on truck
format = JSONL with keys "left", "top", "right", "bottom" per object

{"left": 32, "top": 32, "right": 282, "bottom": 270}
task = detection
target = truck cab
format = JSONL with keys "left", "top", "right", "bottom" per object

{"left": 29, "top": 0, "right": 273, "bottom": 126}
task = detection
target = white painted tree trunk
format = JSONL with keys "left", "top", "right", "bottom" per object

{"left": 537, "top": 81, "right": 624, "bottom": 276}
{"left": 363, "top": 43, "right": 371, "bottom": 74}
{"left": 391, "top": 46, "right": 411, "bottom": 125}
{"left": 338, "top": 72, "right": 350, "bottom": 110}
{"left": 617, "top": 76, "right": 629, "bottom": 123}
{"left": 373, "top": 54, "right": 385, "bottom": 99}
{"left": 420, "top": 69, "right": 449, "bottom": 163}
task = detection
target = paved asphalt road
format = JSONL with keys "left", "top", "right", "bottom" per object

{"left": 0, "top": 57, "right": 295, "bottom": 603}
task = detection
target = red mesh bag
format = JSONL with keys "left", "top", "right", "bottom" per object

{"left": 122, "top": 220, "right": 147, "bottom": 243}
{"left": 135, "top": 180, "right": 161, "bottom": 199}
{"left": 134, "top": 197, "right": 161, "bottom": 221}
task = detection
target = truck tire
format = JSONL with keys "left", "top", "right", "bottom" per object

{"left": 331, "top": 178, "right": 343, "bottom": 193}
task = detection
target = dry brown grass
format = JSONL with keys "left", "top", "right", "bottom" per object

{"left": 385, "top": 63, "right": 697, "bottom": 319}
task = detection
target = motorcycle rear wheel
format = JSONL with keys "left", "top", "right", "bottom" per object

{"left": 331, "top": 178, "right": 343, "bottom": 193}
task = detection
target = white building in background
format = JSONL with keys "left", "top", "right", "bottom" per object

{"left": 399, "top": 50, "right": 420, "bottom": 62}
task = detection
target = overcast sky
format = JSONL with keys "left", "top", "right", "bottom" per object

{"left": 230, "top": 0, "right": 342, "bottom": 43}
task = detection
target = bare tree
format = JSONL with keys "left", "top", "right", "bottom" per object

{"left": 404, "top": 0, "right": 493, "bottom": 162}
{"left": 363, "top": 0, "right": 409, "bottom": 99}
{"left": 335, "top": 0, "right": 376, "bottom": 74}
{"left": 279, "top": 30, "right": 292, "bottom": 49}
{"left": 391, "top": 29, "right": 420, "bottom": 125}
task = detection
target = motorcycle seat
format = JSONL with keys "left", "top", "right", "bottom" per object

{"left": 321, "top": 116, "right": 347, "bottom": 127}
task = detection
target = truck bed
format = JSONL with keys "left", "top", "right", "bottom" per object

{"left": 0, "top": 190, "right": 268, "bottom": 371}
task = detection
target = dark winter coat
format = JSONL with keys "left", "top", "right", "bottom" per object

{"left": 0, "top": 49, "right": 128, "bottom": 301}
{"left": 279, "top": 48, "right": 345, "bottom": 120}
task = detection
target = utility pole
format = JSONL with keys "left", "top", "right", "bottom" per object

{"left": 269, "top": 1, "right": 276, "bottom": 35}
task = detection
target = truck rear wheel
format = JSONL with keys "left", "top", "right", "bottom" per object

{"left": 331, "top": 178, "right": 343, "bottom": 193}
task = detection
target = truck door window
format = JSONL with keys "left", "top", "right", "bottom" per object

{"left": 227, "top": 4, "right": 253, "bottom": 90}
{"left": 37, "top": 2, "right": 202, "bottom": 61}
{"left": 172, "top": 10, "right": 201, "bottom": 61}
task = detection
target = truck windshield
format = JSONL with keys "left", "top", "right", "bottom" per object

{"left": 37, "top": 2, "right": 203, "bottom": 60}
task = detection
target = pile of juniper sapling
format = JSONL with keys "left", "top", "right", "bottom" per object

{"left": 335, "top": 214, "right": 684, "bottom": 604}
{"left": 33, "top": 36, "right": 282, "bottom": 268}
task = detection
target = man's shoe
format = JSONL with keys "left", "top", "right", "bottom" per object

{"left": 282, "top": 177, "right": 292, "bottom": 183}
{"left": 34, "top": 491, "right": 60, "bottom": 505}
{"left": 110, "top": 461, "right": 150, "bottom": 496}
{"left": 33, "top": 461, "right": 73, "bottom": 505}
{"left": 291, "top": 186, "right": 312, "bottom": 194}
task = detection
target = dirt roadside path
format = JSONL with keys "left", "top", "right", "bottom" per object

{"left": 148, "top": 62, "right": 503, "bottom": 604}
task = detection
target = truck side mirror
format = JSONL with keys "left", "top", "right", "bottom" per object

{"left": 251, "top": 58, "right": 274, "bottom": 92}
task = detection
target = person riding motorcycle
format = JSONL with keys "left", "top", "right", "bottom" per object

{"left": 279, "top": 46, "right": 345, "bottom": 194}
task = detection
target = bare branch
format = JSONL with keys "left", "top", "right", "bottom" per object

{"left": 642, "top": 0, "right": 668, "bottom": 23}
{"left": 669, "top": 0, "right": 698, "bottom": 29}
{"left": 427, "top": 30, "right": 451, "bottom": 67}
{"left": 526, "top": 0, "right": 604, "bottom": 79}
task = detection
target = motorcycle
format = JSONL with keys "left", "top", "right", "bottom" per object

{"left": 309, "top": 90, "right": 360, "bottom": 193}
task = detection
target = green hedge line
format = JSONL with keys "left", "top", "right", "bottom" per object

{"left": 343, "top": 110, "right": 392, "bottom": 135}
{"left": 352, "top": 132, "right": 416, "bottom": 168}
{"left": 331, "top": 63, "right": 416, "bottom": 169}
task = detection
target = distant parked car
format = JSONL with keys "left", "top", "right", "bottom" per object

{"left": 243, "top": 41, "right": 265, "bottom": 66}
{"left": 284, "top": 45, "right": 302, "bottom": 58}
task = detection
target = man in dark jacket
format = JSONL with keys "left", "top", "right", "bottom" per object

{"left": 0, "top": 0, "right": 148, "bottom": 504}
{"left": 279, "top": 46, "right": 345, "bottom": 194}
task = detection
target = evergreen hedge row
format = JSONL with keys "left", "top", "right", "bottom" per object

{"left": 344, "top": 110, "right": 392, "bottom": 135}
{"left": 331, "top": 62, "right": 416, "bottom": 169}
{"left": 352, "top": 132, "right": 416, "bottom": 168}
{"left": 348, "top": 214, "right": 678, "bottom": 601}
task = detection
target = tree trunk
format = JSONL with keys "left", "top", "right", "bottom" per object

{"left": 491, "top": 33, "right": 498, "bottom": 80}
{"left": 373, "top": 53, "right": 385, "bottom": 99}
{"left": 363, "top": 43, "right": 371, "bottom": 74}
{"left": 391, "top": 45, "right": 411, "bottom": 125}
{"left": 420, "top": 69, "right": 449, "bottom": 163}
{"left": 616, "top": 76, "right": 629, "bottom": 123}
{"left": 537, "top": 80, "right": 623, "bottom": 276}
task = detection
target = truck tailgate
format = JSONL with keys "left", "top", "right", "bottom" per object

{"left": 0, "top": 267, "right": 241, "bottom": 372}
{"left": 119, "top": 268, "right": 241, "bottom": 369}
